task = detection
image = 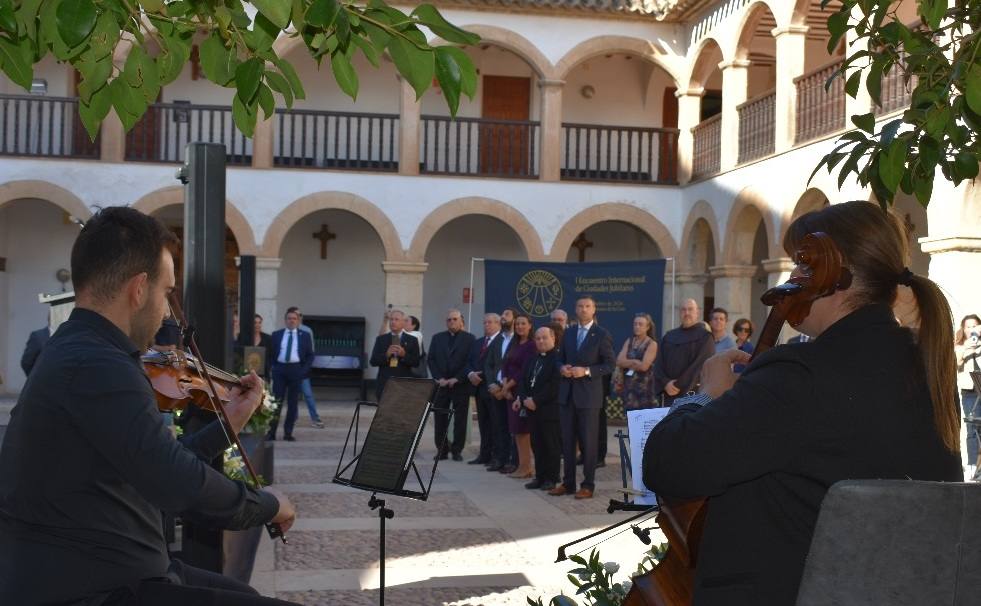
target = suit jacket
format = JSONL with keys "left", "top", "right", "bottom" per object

{"left": 269, "top": 328, "right": 314, "bottom": 376}
{"left": 558, "top": 322, "right": 615, "bottom": 408}
{"left": 370, "top": 332, "right": 421, "bottom": 396}
{"left": 483, "top": 332, "right": 515, "bottom": 391}
{"left": 427, "top": 330, "right": 476, "bottom": 383}
{"left": 465, "top": 333, "right": 496, "bottom": 395}
{"left": 20, "top": 327, "right": 50, "bottom": 377}
{"left": 517, "top": 349, "right": 561, "bottom": 421}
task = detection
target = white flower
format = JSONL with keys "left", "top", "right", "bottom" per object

{"left": 621, "top": 580, "right": 633, "bottom": 593}
{"left": 603, "top": 562, "right": 620, "bottom": 574}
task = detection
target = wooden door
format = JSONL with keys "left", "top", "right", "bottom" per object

{"left": 127, "top": 91, "right": 161, "bottom": 161}
{"left": 480, "top": 75, "right": 531, "bottom": 176}
{"left": 660, "top": 87, "right": 679, "bottom": 182}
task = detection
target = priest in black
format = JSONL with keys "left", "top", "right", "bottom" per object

{"left": 651, "top": 298, "right": 714, "bottom": 405}
{"left": 518, "top": 325, "right": 562, "bottom": 490}
{"left": 427, "top": 308, "right": 476, "bottom": 460}
{"left": 369, "top": 309, "right": 421, "bottom": 400}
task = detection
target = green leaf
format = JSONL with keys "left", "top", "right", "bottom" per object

{"left": 252, "top": 0, "right": 291, "bottom": 29}
{"left": 919, "top": 135, "right": 941, "bottom": 171}
{"left": 124, "top": 45, "right": 161, "bottom": 104}
{"left": 0, "top": 0, "right": 17, "bottom": 34}
{"left": 844, "top": 70, "right": 862, "bottom": 98}
{"left": 827, "top": 9, "right": 849, "bottom": 54}
{"left": 411, "top": 4, "right": 480, "bottom": 45}
{"left": 388, "top": 28, "right": 433, "bottom": 99}
{"left": 866, "top": 60, "right": 883, "bottom": 107}
{"left": 434, "top": 46, "right": 462, "bottom": 114}
{"left": 363, "top": 13, "right": 392, "bottom": 49}
{"left": 264, "top": 68, "right": 293, "bottom": 107}
{"left": 438, "top": 46, "right": 476, "bottom": 97}
{"left": 55, "top": 0, "right": 96, "bottom": 48}
{"left": 880, "top": 119, "right": 902, "bottom": 146}
{"left": 306, "top": 0, "right": 339, "bottom": 28}
{"left": 40, "top": 0, "right": 72, "bottom": 60}
{"left": 954, "top": 151, "right": 979, "bottom": 180}
{"left": 920, "top": 0, "right": 947, "bottom": 29}
{"left": 141, "top": 0, "right": 164, "bottom": 12}
{"left": 75, "top": 51, "right": 112, "bottom": 101}
{"left": 965, "top": 67, "right": 981, "bottom": 116}
{"left": 78, "top": 82, "right": 111, "bottom": 140}
{"left": 838, "top": 144, "right": 867, "bottom": 189}
{"left": 330, "top": 48, "right": 358, "bottom": 99}
{"left": 199, "top": 32, "right": 239, "bottom": 86}
{"left": 232, "top": 92, "right": 257, "bottom": 137}
{"left": 235, "top": 57, "right": 264, "bottom": 103}
{"left": 245, "top": 12, "right": 279, "bottom": 51}
{"left": 351, "top": 34, "right": 380, "bottom": 67}
{"left": 851, "top": 112, "right": 875, "bottom": 134}
{"left": 108, "top": 78, "right": 146, "bottom": 131}
{"left": 924, "top": 105, "right": 951, "bottom": 138}
{"left": 913, "top": 168, "right": 934, "bottom": 205}
{"left": 87, "top": 11, "right": 120, "bottom": 61}
{"left": 334, "top": 8, "right": 351, "bottom": 51}
{"left": 16, "top": 0, "right": 44, "bottom": 43}
{"left": 879, "top": 139, "right": 909, "bottom": 194}
{"left": 0, "top": 34, "right": 33, "bottom": 90}
{"left": 157, "top": 34, "right": 191, "bottom": 85}
{"left": 273, "top": 57, "right": 305, "bottom": 100}
{"left": 257, "top": 82, "right": 275, "bottom": 119}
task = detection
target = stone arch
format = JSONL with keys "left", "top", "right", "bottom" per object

{"left": 780, "top": 186, "right": 833, "bottom": 239}
{"left": 554, "top": 35, "right": 683, "bottom": 86}
{"left": 131, "top": 187, "right": 258, "bottom": 255}
{"left": 680, "top": 200, "right": 721, "bottom": 271}
{"left": 549, "top": 203, "right": 678, "bottom": 261}
{"left": 262, "top": 191, "right": 402, "bottom": 260}
{"left": 732, "top": 0, "right": 781, "bottom": 61}
{"left": 723, "top": 187, "right": 780, "bottom": 264}
{"left": 0, "top": 180, "right": 91, "bottom": 219}
{"left": 434, "top": 24, "right": 553, "bottom": 79}
{"left": 409, "top": 197, "right": 544, "bottom": 261}
{"left": 686, "top": 36, "right": 726, "bottom": 90}
{"left": 791, "top": 0, "right": 814, "bottom": 26}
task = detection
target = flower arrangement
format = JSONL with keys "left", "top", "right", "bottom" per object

{"left": 243, "top": 387, "right": 278, "bottom": 436}
{"left": 223, "top": 444, "right": 267, "bottom": 489}
{"left": 527, "top": 544, "right": 668, "bottom": 606}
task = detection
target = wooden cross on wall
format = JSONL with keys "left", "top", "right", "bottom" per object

{"left": 572, "top": 231, "right": 594, "bottom": 263}
{"left": 313, "top": 224, "right": 337, "bottom": 260}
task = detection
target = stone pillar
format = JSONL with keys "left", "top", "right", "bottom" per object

{"left": 676, "top": 271, "right": 709, "bottom": 311}
{"left": 538, "top": 78, "right": 564, "bottom": 182}
{"left": 709, "top": 264, "right": 757, "bottom": 324}
{"left": 255, "top": 257, "right": 281, "bottom": 329}
{"left": 772, "top": 25, "right": 808, "bottom": 152}
{"left": 762, "top": 257, "right": 798, "bottom": 342}
{"left": 100, "top": 110, "right": 125, "bottom": 163}
{"left": 252, "top": 113, "right": 274, "bottom": 168}
{"left": 921, "top": 181, "right": 981, "bottom": 324}
{"left": 676, "top": 88, "right": 704, "bottom": 185}
{"left": 719, "top": 59, "right": 751, "bottom": 171}
{"left": 382, "top": 261, "right": 428, "bottom": 320}
{"left": 398, "top": 77, "right": 420, "bottom": 176}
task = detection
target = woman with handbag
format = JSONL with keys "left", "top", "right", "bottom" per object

{"left": 614, "top": 313, "right": 658, "bottom": 410}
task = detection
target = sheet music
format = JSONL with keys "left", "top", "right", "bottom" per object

{"left": 627, "top": 407, "right": 670, "bottom": 505}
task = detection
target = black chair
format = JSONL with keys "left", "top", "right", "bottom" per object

{"left": 796, "top": 479, "right": 981, "bottom": 605}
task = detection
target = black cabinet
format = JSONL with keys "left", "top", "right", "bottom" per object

{"left": 303, "top": 315, "right": 366, "bottom": 398}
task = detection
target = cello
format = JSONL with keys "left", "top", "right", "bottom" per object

{"left": 624, "top": 232, "right": 850, "bottom": 605}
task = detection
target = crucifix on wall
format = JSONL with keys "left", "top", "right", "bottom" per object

{"left": 571, "top": 231, "right": 594, "bottom": 263}
{"left": 313, "top": 224, "right": 337, "bottom": 260}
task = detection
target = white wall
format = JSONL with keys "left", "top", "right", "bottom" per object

{"left": 0, "top": 199, "right": 79, "bottom": 392}
{"left": 563, "top": 55, "right": 672, "bottom": 127}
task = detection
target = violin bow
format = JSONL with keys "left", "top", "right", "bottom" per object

{"left": 166, "top": 292, "right": 287, "bottom": 543}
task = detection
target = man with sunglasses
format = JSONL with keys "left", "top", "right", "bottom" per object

{"left": 428, "top": 309, "right": 476, "bottom": 460}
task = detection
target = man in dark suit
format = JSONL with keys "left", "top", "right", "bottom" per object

{"left": 483, "top": 308, "right": 517, "bottom": 472}
{"left": 518, "top": 325, "right": 562, "bottom": 490}
{"left": 428, "top": 308, "right": 476, "bottom": 461}
{"left": 20, "top": 325, "right": 50, "bottom": 377}
{"left": 267, "top": 308, "right": 314, "bottom": 441}
{"left": 549, "top": 296, "right": 614, "bottom": 499}
{"left": 369, "top": 309, "right": 420, "bottom": 400}
{"left": 465, "top": 313, "right": 501, "bottom": 466}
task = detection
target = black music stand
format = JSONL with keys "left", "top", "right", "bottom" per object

{"left": 333, "top": 377, "right": 442, "bottom": 605}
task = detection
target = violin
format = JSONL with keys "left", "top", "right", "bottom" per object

{"left": 145, "top": 292, "right": 287, "bottom": 543}
{"left": 624, "top": 232, "right": 849, "bottom": 605}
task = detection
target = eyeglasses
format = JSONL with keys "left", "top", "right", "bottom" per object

{"left": 735, "top": 327, "right": 751, "bottom": 333}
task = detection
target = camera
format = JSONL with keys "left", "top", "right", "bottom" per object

{"left": 970, "top": 331, "right": 980, "bottom": 346}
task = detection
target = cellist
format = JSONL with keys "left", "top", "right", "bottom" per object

{"left": 0, "top": 207, "right": 298, "bottom": 605}
{"left": 643, "top": 201, "right": 962, "bottom": 605}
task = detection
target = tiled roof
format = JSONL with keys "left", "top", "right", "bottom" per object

{"left": 422, "top": 0, "right": 685, "bottom": 18}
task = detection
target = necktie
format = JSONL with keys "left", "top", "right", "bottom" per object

{"left": 577, "top": 327, "right": 587, "bottom": 350}
{"left": 480, "top": 336, "right": 490, "bottom": 356}
{"left": 285, "top": 330, "right": 294, "bottom": 363}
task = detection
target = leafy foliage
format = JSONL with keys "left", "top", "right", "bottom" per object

{"left": 526, "top": 544, "right": 668, "bottom": 606}
{"left": 814, "top": 0, "right": 981, "bottom": 207}
{"left": 0, "top": 0, "right": 480, "bottom": 140}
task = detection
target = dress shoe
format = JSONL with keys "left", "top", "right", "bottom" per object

{"left": 498, "top": 465, "right": 517, "bottom": 474}
{"left": 574, "top": 488, "right": 594, "bottom": 499}
{"left": 547, "top": 485, "right": 572, "bottom": 496}
{"left": 468, "top": 457, "right": 489, "bottom": 465}
{"left": 509, "top": 469, "right": 533, "bottom": 479}
{"left": 524, "top": 479, "right": 544, "bottom": 489}
{"left": 539, "top": 482, "right": 556, "bottom": 491}
{"left": 265, "top": 433, "right": 276, "bottom": 441}
{"left": 486, "top": 462, "right": 503, "bottom": 472}
{"left": 452, "top": 453, "right": 464, "bottom": 461}
{"left": 435, "top": 452, "right": 448, "bottom": 461}
{"left": 312, "top": 420, "right": 325, "bottom": 429}
{"left": 283, "top": 435, "right": 296, "bottom": 442}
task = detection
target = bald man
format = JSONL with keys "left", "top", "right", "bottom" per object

{"left": 651, "top": 299, "right": 714, "bottom": 406}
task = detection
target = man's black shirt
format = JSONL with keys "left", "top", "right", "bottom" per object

{"left": 0, "top": 308, "right": 278, "bottom": 604}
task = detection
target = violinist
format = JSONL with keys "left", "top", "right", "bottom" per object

{"left": 643, "top": 201, "right": 962, "bottom": 605}
{"left": 0, "top": 207, "right": 298, "bottom": 605}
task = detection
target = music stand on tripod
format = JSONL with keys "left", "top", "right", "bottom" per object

{"left": 333, "top": 377, "right": 446, "bottom": 605}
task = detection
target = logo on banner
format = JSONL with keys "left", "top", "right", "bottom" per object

{"left": 516, "top": 270, "right": 563, "bottom": 317}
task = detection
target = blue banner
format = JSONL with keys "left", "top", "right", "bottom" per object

{"left": 484, "top": 259, "right": 666, "bottom": 347}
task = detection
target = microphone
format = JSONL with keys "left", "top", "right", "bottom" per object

{"left": 632, "top": 525, "right": 652, "bottom": 545}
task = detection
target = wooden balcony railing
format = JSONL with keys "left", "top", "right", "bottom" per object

{"left": 0, "top": 94, "right": 99, "bottom": 159}
{"left": 737, "top": 90, "right": 775, "bottom": 164}
{"left": 420, "top": 116, "right": 539, "bottom": 178}
{"left": 795, "top": 59, "right": 846, "bottom": 144}
{"left": 125, "top": 103, "right": 251, "bottom": 165}
{"left": 875, "top": 63, "right": 915, "bottom": 116}
{"left": 274, "top": 109, "right": 399, "bottom": 171}
{"left": 691, "top": 114, "right": 722, "bottom": 179}
{"left": 561, "top": 123, "right": 678, "bottom": 184}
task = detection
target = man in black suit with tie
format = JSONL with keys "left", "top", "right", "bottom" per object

{"left": 20, "top": 325, "right": 51, "bottom": 377}
{"left": 465, "top": 313, "right": 501, "bottom": 466}
{"left": 369, "top": 309, "right": 420, "bottom": 400}
{"left": 483, "top": 308, "right": 517, "bottom": 472}
{"left": 267, "top": 309, "right": 315, "bottom": 441}
{"left": 428, "top": 308, "right": 476, "bottom": 461}
{"left": 549, "top": 296, "right": 614, "bottom": 499}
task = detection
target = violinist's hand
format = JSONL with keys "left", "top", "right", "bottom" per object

{"left": 698, "top": 349, "right": 752, "bottom": 400}
{"left": 263, "top": 486, "right": 296, "bottom": 534}
{"left": 225, "top": 371, "right": 265, "bottom": 433}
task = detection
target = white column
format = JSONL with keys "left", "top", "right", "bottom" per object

{"left": 538, "top": 78, "right": 564, "bottom": 182}
{"left": 709, "top": 264, "right": 757, "bottom": 323}
{"left": 922, "top": 181, "right": 981, "bottom": 324}
{"left": 255, "top": 257, "right": 281, "bottom": 329}
{"left": 252, "top": 112, "right": 274, "bottom": 168}
{"left": 772, "top": 25, "right": 808, "bottom": 151}
{"left": 676, "top": 271, "right": 709, "bottom": 310}
{"left": 762, "top": 257, "right": 798, "bottom": 342}
{"left": 719, "top": 59, "right": 751, "bottom": 171}
{"left": 382, "top": 261, "right": 428, "bottom": 320}
{"left": 676, "top": 88, "right": 703, "bottom": 185}
{"left": 398, "top": 77, "right": 420, "bottom": 176}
